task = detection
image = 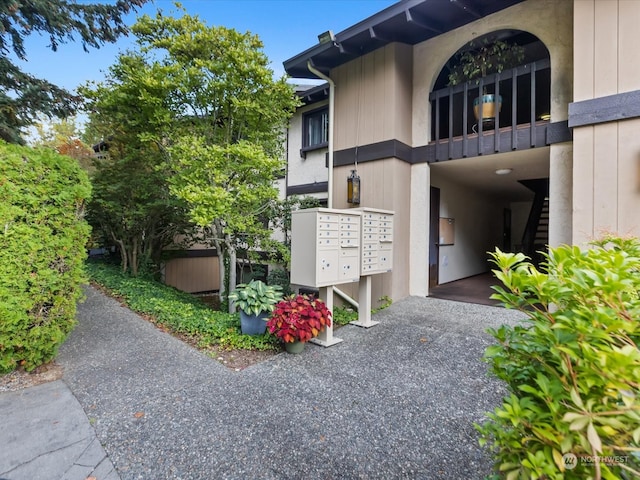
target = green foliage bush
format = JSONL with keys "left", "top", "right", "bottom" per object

{"left": 86, "top": 262, "right": 279, "bottom": 351}
{"left": 267, "top": 268, "right": 292, "bottom": 297}
{"left": 0, "top": 142, "right": 91, "bottom": 372}
{"left": 479, "top": 236, "right": 640, "bottom": 479}
{"left": 332, "top": 306, "right": 358, "bottom": 326}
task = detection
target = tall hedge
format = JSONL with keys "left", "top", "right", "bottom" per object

{"left": 0, "top": 142, "right": 91, "bottom": 372}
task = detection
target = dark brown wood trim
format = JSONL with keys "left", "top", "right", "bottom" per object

{"left": 426, "top": 124, "right": 548, "bottom": 162}
{"left": 163, "top": 249, "right": 218, "bottom": 259}
{"left": 568, "top": 90, "right": 640, "bottom": 128}
{"left": 287, "top": 182, "right": 328, "bottom": 196}
{"left": 333, "top": 139, "right": 413, "bottom": 166}
{"left": 546, "top": 120, "right": 572, "bottom": 144}
{"left": 330, "top": 121, "right": 569, "bottom": 166}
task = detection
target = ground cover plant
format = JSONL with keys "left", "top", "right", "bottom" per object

{"left": 480, "top": 236, "right": 640, "bottom": 479}
{"left": 86, "top": 262, "right": 279, "bottom": 354}
{"left": 87, "top": 262, "right": 392, "bottom": 367}
{"left": 0, "top": 142, "right": 91, "bottom": 372}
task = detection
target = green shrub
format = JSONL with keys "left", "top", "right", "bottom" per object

{"left": 479, "top": 236, "right": 640, "bottom": 479}
{"left": 0, "top": 142, "right": 91, "bottom": 372}
{"left": 86, "top": 261, "right": 279, "bottom": 351}
{"left": 267, "top": 268, "right": 292, "bottom": 296}
{"left": 332, "top": 306, "right": 357, "bottom": 326}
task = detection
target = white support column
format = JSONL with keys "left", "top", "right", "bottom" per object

{"left": 549, "top": 143, "right": 573, "bottom": 247}
{"left": 310, "top": 286, "right": 343, "bottom": 347}
{"left": 350, "top": 275, "right": 379, "bottom": 328}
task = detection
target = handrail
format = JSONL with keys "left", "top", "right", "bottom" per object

{"left": 428, "top": 58, "right": 551, "bottom": 160}
{"left": 428, "top": 58, "right": 550, "bottom": 101}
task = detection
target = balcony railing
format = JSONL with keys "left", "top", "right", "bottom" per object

{"left": 428, "top": 58, "right": 551, "bottom": 161}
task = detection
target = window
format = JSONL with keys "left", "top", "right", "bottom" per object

{"left": 303, "top": 107, "right": 328, "bottom": 150}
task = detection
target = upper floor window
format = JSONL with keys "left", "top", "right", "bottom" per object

{"left": 303, "top": 107, "right": 328, "bottom": 150}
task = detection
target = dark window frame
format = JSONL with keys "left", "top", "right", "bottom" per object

{"left": 301, "top": 106, "right": 329, "bottom": 154}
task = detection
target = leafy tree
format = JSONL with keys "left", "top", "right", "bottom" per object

{"left": 31, "top": 116, "right": 95, "bottom": 171}
{"left": 85, "top": 10, "right": 299, "bottom": 310}
{"left": 0, "top": 0, "right": 146, "bottom": 144}
{"left": 81, "top": 54, "right": 193, "bottom": 277}
{"left": 153, "top": 12, "right": 299, "bottom": 309}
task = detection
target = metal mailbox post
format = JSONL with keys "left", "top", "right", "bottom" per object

{"left": 290, "top": 207, "right": 394, "bottom": 344}
{"left": 290, "top": 208, "right": 362, "bottom": 346}
{"left": 351, "top": 208, "right": 394, "bottom": 328}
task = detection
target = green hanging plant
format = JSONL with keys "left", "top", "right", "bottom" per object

{"left": 447, "top": 38, "right": 525, "bottom": 87}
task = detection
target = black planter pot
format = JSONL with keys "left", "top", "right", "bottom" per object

{"left": 240, "top": 311, "right": 268, "bottom": 335}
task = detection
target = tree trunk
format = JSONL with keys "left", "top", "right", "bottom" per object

{"left": 227, "top": 239, "right": 236, "bottom": 314}
{"left": 213, "top": 236, "right": 225, "bottom": 302}
{"left": 131, "top": 237, "right": 138, "bottom": 276}
{"left": 114, "top": 235, "right": 127, "bottom": 273}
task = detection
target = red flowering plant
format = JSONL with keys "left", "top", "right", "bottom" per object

{"left": 266, "top": 294, "right": 332, "bottom": 343}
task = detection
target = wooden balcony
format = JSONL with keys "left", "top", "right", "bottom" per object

{"left": 428, "top": 59, "right": 553, "bottom": 162}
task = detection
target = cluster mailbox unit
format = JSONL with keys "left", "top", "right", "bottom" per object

{"left": 290, "top": 207, "right": 395, "bottom": 344}
{"left": 359, "top": 208, "right": 394, "bottom": 276}
{"left": 290, "top": 208, "right": 362, "bottom": 288}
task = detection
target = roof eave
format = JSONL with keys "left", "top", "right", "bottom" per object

{"left": 283, "top": 0, "right": 527, "bottom": 79}
{"left": 283, "top": 42, "right": 336, "bottom": 80}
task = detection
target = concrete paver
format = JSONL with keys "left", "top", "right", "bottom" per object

{"left": 0, "top": 380, "right": 119, "bottom": 480}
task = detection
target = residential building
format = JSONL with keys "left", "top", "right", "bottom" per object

{"left": 286, "top": 84, "right": 330, "bottom": 205}
{"left": 283, "top": 0, "right": 640, "bottom": 304}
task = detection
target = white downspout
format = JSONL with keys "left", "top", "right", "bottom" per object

{"left": 307, "top": 61, "right": 334, "bottom": 208}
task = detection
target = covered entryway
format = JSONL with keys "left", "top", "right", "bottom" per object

{"left": 428, "top": 147, "right": 550, "bottom": 301}
{"left": 429, "top": 272, "right": 501, "bottom": 306}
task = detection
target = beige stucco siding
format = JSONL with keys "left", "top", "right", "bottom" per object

{"left": 332, "top": 43, "right": 413, "bottom": 150}
{"left": 619, "top": 1, "right": 640, "bottom": 93}
{"left": 573, "top": 120, "right": 640, "bottom": 242}
{"left": 574, "top": 0, "right": 640, "bottom": 100}
{"left": 572, "top": 0, "right": 640, "bottom": 243}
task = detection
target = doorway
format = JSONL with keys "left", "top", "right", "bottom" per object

{"left": 428, "top": 186, "right": 440, "bottom": 289}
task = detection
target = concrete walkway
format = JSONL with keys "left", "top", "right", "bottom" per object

{"left": 0, "top": 380, "right": 119, "bottom": 480}
{"left": 1, "top": 286, "right": 525, "bottom": 479}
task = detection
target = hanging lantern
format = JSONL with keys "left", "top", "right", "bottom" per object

{"left": 347, "top": 169, "right": 360, "bottom": 205}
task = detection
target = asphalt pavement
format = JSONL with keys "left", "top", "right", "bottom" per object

{"left": 1, "top": 285, "right": 525, "bottom": 479}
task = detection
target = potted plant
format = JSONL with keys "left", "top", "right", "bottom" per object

{"left": 228, "top": 280, "right": 283, "bottom": 335}
{"left": 266, "top": 294, "right": 332, "bottom": 353}
{"left": 447, "top": 37, "right": 525, "bottom": 126}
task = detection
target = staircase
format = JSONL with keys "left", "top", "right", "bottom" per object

{"left": 520, "top": 179, "right": 549, "bottom": 266}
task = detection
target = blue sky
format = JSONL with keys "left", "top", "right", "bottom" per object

{"left": 14, "top": 0, "right": 398, "bottom": 92}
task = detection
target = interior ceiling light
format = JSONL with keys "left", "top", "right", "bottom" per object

{"left": 495, "top": 168, "right": 513, "bottom": 175}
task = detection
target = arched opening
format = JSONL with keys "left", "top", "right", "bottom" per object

{"left": 430, "top": 30, "right": 551, "bottom": 143}
{"left": 426, "top": 31, "right": 553, "bottom": 304}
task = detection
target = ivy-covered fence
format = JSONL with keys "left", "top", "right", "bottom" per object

{"left": 0, "top": 142, "right": 91, "bottom": 372}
